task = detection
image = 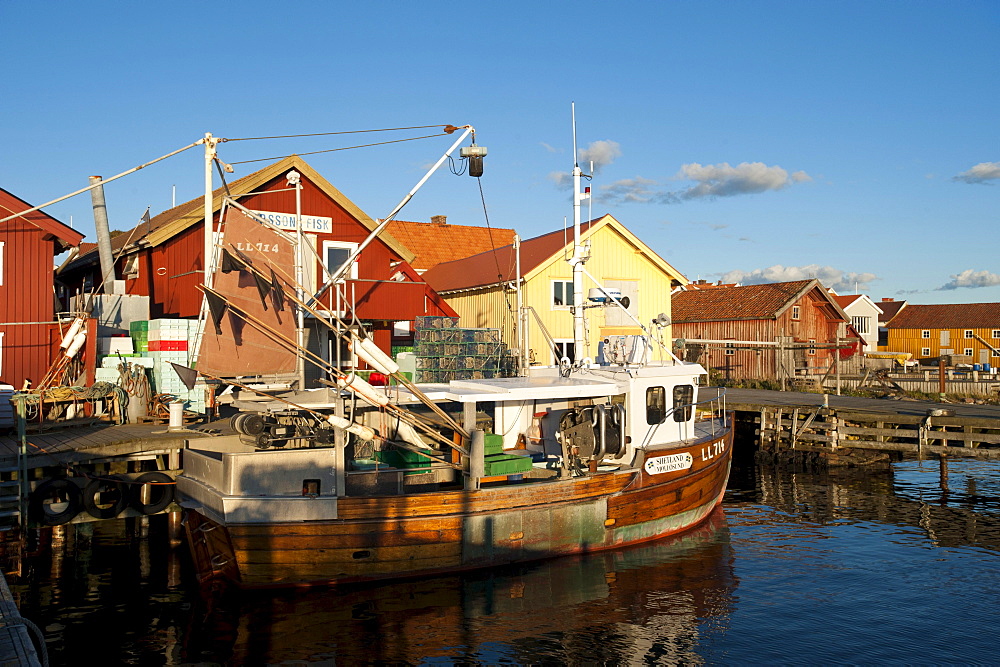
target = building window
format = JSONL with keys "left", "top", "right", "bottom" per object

{"left": 792, "top": 305, "right": 801, "bottom": 320}
{"left": 553, "top": 340, "right": 575, "bottom": 365}
{"left": 321, "top": 240, "right": 359, "bottom": 282}
{"left": 964, "top": 348, "right": 974, "bottom": 356}
{"left": 921, "top": 330, "right": 930, "bottom": 339}
{"left": 646, "top": 386, "right": 666, "bottom": 425}
{"left": 993, "top": 330, "right": 1000, "bottom": 339}
{"left": 123, "top": 254, "right": 139, "bottom": 279}
{"left": 725, "top": 342, "right": 735, "bottom": 356}
{"left": 921, "top": 348, "right": 931, "bottom": 357}
{"left": 673, "top": 385, "right": 694, "bottom": 423}
{"left": 552, "top": 280, "right": 574, "bottom": 308}
{"left": 851, "top": 316, "right": 870, "bottom": 335}
{"left": 964, "top": 330, "right": 974, "bottom": 339}
{"left": 808, "top": 339, "right": 816, "bottom": 356}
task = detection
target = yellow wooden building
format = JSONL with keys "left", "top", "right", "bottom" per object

{"left": 421, "top": 214, "right": 688, "bottom": 364}
{"left": 885, "top": 302, "right": 1000, "bottom": 366}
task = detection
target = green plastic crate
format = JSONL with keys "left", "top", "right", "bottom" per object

{"left": 376, "top": 448, "right": 432, "bottom": 474}
{"left": 484, "top": 433, "right": 504, "bottom": 456}
{"left": 483, "top": 453, "right": 533, "bottom": 476}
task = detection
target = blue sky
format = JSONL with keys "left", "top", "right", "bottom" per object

{"left": 2, "top": 1, "right": 997, "bottom": 305}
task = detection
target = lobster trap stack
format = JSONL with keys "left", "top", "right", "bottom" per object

{"left": 412, "top": 316, "right": 518, "bottom": 383}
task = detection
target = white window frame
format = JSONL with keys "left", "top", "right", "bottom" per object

{"left": 964, "top": 330, "right": 974, "bottom": 339}
{"left": 551, "top": 280, "right": 574, "bottom": 309}
{"left": 123, "top": 253, "right": 139, "bottom": 279}
{"left": 921, "top": 330, "right": 930, "bottom": 339}
{"left": 552, "top": 339, "right": 575, "bottom": 364}
{"left": 725, "top": 342, "right": 735, "bottom": 356}
{"left": 921, "top": 347, "right": 931, "bottom": 357}
{"left": 964, "top": 348, "right": 974, "bottom": 356}
{"left": 791, "top": 305, "right": 801, "bottom": 320}
{"left": 992, "top": 330, "right": 1000, "bottom": 339}
{"left": 851, "top": 316, "right": 870, "bottom": 335}
{"left": 808, "top": 339, "right": 816, "bottom": 356}
{"left": 321, "top": 240, "right": 359, "bottom": 283}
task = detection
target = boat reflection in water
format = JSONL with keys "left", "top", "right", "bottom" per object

{"left": 190, "top": 507, "right": 736, "bottom": 664}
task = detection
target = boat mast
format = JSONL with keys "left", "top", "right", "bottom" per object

{"left": 570, "top": 103, "right": 589, "bottom": 362}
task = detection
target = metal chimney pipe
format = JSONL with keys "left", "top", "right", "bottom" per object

{"left": 89, "top": 175, "right": 117, "bottom": 294}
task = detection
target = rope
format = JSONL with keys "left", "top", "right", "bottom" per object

{"left": 223, "top": 124, "right": 454, "bottom": 142}
{"left": 228, "top": 133, "right": 443, "bottom": 165}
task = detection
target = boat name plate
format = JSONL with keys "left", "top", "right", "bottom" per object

{"left": 643, "top": 452, "right": 693, "bottom": 475}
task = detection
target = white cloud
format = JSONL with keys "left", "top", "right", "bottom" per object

{"left": 540, "top": 142, "right": 560, "bottom": 154}
{"left": 578, "top": 140, "right": 621, "bottom": 173}
{"left": 599, "top": 177, "right": 658, "bottom": 203}
{"left": 548, "top": 171, "right": 573, "bottom": 189}
{"left": 935, "top": 269, "right": 1000, "bottom": 291}
{"left": 550, "top": 140, "right": 622, "bottom": 190}
{"left": 719, "top": 264, "right": 877, "bottom": 292}
{"left": 593, "top": 160, "right": 810, "bottom": 204}
{"left": 953, "top": 162, "right": 1000, "bottom": 184}
{"left": 674, "top": 162, "right": 812, "bottom": 200}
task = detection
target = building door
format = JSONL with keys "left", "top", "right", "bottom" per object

{"left": 940, "top": 330, "right": 950, "bottom": 346}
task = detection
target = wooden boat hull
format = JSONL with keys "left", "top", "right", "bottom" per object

{"left": 185, "top": 422, "right": 733, "bottom": 588}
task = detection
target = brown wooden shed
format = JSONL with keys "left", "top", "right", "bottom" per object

{"left": 671, "top": 279, "right": 855, "bottom": 384}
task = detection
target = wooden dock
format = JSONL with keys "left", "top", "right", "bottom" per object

{"left": 706, "top": 387, "right": 1000, "bottom": 463}
{"left": 0, "top": 418, "right": 225, "bottom": 530}
{"left": 0, "top": 571, "right": 40, "bottom": 666}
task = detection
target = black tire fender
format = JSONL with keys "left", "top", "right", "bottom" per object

{"left": 129, "top": 472, "right": 175, "bottom": 515}
{"left": 82, "top": 475, "right": 129, "bottom": 519}
{"left": 28, "top": 478, "right": 82, "bottom": 526}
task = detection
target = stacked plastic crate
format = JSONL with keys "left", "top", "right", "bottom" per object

{"left": 412, "top": 316, "right": 516, "bottom": 383}
{"left": 131, "top": 319, "right": 207, "bottom": 413}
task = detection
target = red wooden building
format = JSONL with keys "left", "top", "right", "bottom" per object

{"left": 58, "top": 156, "right": 456, "bottom": 385}
{"left": 671, "top": 279, "right": 856, "bottom": 383}
{"left": 0, "top": 187, "right": 84, "bottom": 389}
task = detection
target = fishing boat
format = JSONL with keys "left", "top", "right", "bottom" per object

{"left": 176, "top": 118, "right": 733, "bottom": 589}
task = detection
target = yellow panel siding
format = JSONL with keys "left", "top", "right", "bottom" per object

{"left": 439, "top": 220, "right": 683, "bottom": 366}
{"left": 888, "top": 327, "right": 1000, "bottom": 362}
{"left": 526, "top": 225, "right": 676, "bottom": 363}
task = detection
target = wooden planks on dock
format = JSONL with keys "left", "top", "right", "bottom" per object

{"left": 0, "top": 573, "right": 40, "bottom": 666}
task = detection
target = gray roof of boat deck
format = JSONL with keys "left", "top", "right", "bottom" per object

{"left": 405, "top": 375, "right": 624, "bottom": 403}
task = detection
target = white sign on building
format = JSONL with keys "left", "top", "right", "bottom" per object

{"left": 251, "top": 210, "right": 333, "bottom": 233}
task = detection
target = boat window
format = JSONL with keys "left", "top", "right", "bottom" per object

{"left": 673, "top": 385, "right": 694, "bottom": 422}
{"left": 646, "top": 386, "right": 666, "bottom": 424}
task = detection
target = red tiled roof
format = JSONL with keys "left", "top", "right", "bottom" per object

{"left": 385, "top": 219, "right": 516, "bottom": 271}
{"left": 671, "top": 280, "right": 817, "bottom": 322}
{"left": 876, "top": 299, "right": 906, "bottom": 323}
{"left": 885, "top": 303, "right": 1000, "bottom": 329}
{"left": 830, "top": 294, "right": 862, "bottom": 309}
{"left": 683, "top": 281, "right": 739, "bottom": 290}
{"left": 423, "top": 220, "right": 599, "bottom": 292}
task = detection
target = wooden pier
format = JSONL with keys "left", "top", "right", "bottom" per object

{"left": 707, "top": 387, "right": 1000, "bottom": 464}
{"left": 0, "top": 571, "right": 40, "bottom": 666}
{"left": 0, "top": 418, "right": 222, "bottom": 531}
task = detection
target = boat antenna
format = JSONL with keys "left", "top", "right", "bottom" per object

{"left": 570, "top": 103, "right": 589, "bottom": 365}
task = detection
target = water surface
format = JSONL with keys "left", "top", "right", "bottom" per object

{"left": 13, "top": 454, "right": 1000, "bottom": 664}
